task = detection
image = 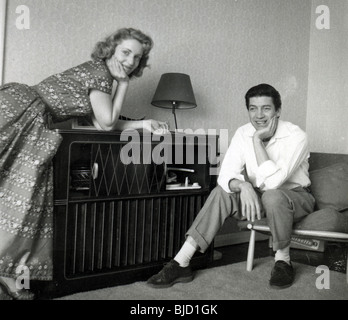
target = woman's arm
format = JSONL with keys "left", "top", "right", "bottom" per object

{"left": 89, "top": 55, "right": 132, "bottom": 131}
{"left": 112, "top": 118, "right": 168, "bottom": 132}
{"left": 89, "top": 81, "right": 129, "bottom": 131}
{"left": 90, "top": 56, "right": 169, "bottom": 132}
{"left": 89, "top": 87, "right": 169, "bottom": 132}
{"left": 91, "top": 110, "right": 169, "bottom": 132}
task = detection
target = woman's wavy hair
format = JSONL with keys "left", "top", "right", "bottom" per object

{"left": 91, "top": 28, "right": 153, "bottom": 79}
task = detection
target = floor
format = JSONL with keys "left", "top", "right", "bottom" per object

{"left": 210, "top": 239, "right": 348, "bottom": 274}
{"left": 26, "top": 239, "right": 347, "bottom": 300}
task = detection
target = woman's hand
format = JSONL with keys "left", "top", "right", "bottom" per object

{"left": 143, "top": 119, "right": 170, "bottom": 134}
{"left": 106, "top": 57, "right": 129, "bottom": 83}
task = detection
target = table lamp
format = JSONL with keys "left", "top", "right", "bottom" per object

{"left": 151, "top": 73, "right": 197, "bottom": 130}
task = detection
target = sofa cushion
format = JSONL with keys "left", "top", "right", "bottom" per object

{"left": 294, "top": 208, "right": 348, "bottom": 233}
{"left": 309, "top": 162, "right": 348, "bottom": 212}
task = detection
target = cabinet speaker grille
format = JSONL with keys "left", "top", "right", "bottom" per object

{"left": 64, "top": 194, "right": 207, "bottom": 278}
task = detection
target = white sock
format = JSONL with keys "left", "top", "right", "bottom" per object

{"left": 275, "top": 245, "right": 291, "bottom": 264}
{"left": 174, "top": 238, "right": 197, "bottom": 267}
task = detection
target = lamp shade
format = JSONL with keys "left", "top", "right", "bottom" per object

{"left": 151, "top": 73, "right": 197, "bottom": 109}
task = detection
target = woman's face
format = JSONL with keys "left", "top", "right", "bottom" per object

{"left": 113, "top": 39, "right": 144, "bottom": 75}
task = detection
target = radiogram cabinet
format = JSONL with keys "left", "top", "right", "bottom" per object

{"left": 43, "top": 129, "right": 218, "bottom": 297}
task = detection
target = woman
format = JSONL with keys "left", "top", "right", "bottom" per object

{"left": 0, "top": 27, "right": 167, "bottom": 300}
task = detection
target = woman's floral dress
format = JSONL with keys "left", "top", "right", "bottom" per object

{"left": 0, "top": 59, "right": 113, "bottom": 280}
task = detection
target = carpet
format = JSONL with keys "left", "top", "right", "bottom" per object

{"left": 56, "top": 257, "right": 348, "bottom": 300}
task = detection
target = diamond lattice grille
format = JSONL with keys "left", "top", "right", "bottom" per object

{"left": 89, "top": 143, "right": 166, "bottom": 197}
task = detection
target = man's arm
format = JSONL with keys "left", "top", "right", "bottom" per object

{"left": 217, "top": 129, "right": 246, "bottom": 193}
{"left": 218, "top": 127, "right": 264, "bottom": 222}
{"left": 253, "top": 119, "right": 309, "bottom": 190}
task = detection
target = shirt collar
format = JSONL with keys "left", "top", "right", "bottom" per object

{"left": 245, "top": 120, "right": 290, "bottom": 139}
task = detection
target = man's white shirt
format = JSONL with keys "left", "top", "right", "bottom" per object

{"left": 218, "top": 120, "right": 311, "bottom": 193}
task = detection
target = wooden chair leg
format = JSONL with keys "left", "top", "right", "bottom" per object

{"left": 346, "top": 249, "right": 348, "bottom": 285}
{"left": 246, "top": 229, "right": 256, "bottom": 272}
{"left": 268, "top": 236, "right": 273, "bottom": 249}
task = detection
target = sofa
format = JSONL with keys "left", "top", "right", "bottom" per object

{"left": 294, "top": 152, "right": 348, "bottom": 232}
{"left": 241, "top": 152, "right": 348, "bottom": 278}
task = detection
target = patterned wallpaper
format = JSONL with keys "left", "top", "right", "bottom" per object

{"left": 4, "top": 0, "right": 312, "bottom": 152}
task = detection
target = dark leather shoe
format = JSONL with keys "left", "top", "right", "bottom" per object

{"left": 269, "top": 260, "right": 295, "bottom": 289}
{"left": 147, "top": 259, "right": 193, "bottom": 288}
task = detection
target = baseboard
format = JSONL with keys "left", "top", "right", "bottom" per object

{"left": 214, "top": 231, "right": 269, "bottom": 248}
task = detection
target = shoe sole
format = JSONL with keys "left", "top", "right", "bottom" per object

{"left": 146, "top": 275, "right": 194, "bottom": 289}
{"left": 268, "top": 281, "right": 293, "bottom": 290}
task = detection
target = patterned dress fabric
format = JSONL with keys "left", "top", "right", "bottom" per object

{"left": 0, "top": 59, "right": 113, "bottom": 280}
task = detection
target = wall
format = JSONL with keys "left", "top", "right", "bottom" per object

{"left": 4, "top": 0, "right": 311, "bottom": 150}
{"left": 0, "top": 0, "right": 6, "bottom": 85}
{"left": 306, "top": 0, "right": 348, "bottom": 154}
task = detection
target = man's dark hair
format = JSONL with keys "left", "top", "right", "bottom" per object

{"left": 245, "top": 83, "right": 282, "bottom": 111}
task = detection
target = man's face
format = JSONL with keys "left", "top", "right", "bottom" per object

{"left": 248, "top": 96, "right": 281, "bottom": 131}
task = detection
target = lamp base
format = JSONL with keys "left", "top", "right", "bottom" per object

{"left": 172, "top": 103, "right": 178, "bottom": 130}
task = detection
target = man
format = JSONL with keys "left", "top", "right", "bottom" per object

{"left": 147, "top": 83, "right": 315, "bottom": 290}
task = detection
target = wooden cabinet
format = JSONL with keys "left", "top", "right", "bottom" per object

{"left": 41, "top": 130, "right": 217, "bottom": 298}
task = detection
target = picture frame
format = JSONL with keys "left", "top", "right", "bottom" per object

{"left": 71, "top": 116, "right": 96, "bottom": 130}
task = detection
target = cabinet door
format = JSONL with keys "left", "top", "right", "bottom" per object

{"left": 68, "top": 141, "right": 166, "bottom": 198}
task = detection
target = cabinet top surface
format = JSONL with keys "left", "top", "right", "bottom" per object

{"left": 55, "top": 129, "right": 218, "bottom": 144}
